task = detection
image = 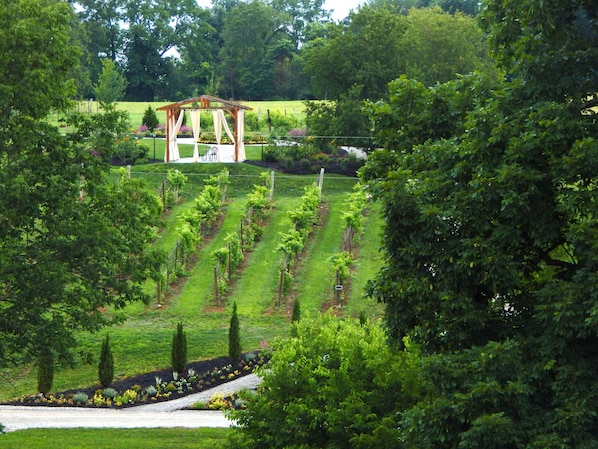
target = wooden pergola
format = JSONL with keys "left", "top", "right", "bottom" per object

{"left": 156, "top": 95, "right": 252, "bottom": 163}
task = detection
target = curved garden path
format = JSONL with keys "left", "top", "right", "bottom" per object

{"left": 0, "top": 374, "right": 260, "bottom": 432}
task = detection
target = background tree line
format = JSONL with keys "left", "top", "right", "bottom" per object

{"left": 68, "top": 0, "right": 492, "bottom": 103}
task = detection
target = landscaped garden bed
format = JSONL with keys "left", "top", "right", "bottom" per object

{"left": 2, "top": 351, "right": 269, "bottom": 409}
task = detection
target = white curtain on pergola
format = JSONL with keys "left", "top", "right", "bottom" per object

{"left": 190, "top": 109, "right": 201, "bottom": 163}
{"left": 237, "top": 110, "right": 246, "bottom": 162}
{"left": 213, "top": 109, "right": 235, "bottom": 163}
{"left": 165, "top": 109, "right": 184, "bottom": 162}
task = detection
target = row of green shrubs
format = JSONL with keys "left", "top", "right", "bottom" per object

{"left": 25, "top": 311, "right": 252, "bottom": 407}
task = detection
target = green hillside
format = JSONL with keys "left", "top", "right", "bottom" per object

{"left": 0, "top": 163, "right": 383, "bottom": 401}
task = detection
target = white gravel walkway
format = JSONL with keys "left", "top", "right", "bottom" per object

{"left": 0, "top": 374, "right": 261, "bottom": 433}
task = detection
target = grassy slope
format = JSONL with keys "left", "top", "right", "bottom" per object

{"left": 0, "top": 167, "right": 380, "bottom": 402}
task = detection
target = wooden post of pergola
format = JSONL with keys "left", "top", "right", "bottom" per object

{"left": 156, "top": 95, "right": 252, "bottom": 163}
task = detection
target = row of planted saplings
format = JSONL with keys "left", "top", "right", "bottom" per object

{"left": 328, "top": 182, "right": 369, "bottom": 304}
{"left": 157, "top": 169, "right": 230, "bottom": 304}
{"left": 34, "top": 304, "right": 247, "bottom": 406}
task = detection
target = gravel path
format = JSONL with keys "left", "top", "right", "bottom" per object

{"left": 0, "top": 374, "right": 261, "bottom": 432}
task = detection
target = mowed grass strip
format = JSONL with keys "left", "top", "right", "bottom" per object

{"left": 346, "top": 202, "right": 386, "bottom": 319}
{"left": 166, "top": 197, "right": 249, "bottom": 317}
{"left": 226, "top": 196, "right": 302, "bottom": 317}
{"left": 0, "top": 428, "right": 230, "bottom": 449}
{"left": 292, "top": 193, "right": 351, "bottom": 314}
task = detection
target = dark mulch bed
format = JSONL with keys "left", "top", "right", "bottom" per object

{"left": 3, "top": 351, "right": 267, "bottom": 408}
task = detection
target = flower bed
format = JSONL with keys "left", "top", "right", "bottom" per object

{"left": 4, "top": 351, "right": 269, "bottom": 409}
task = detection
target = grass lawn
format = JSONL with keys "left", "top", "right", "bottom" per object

{"left": 292, "top": 193, "right": 351, "bottom": 313}
{"left": 0, "top": 428, "right": 231, "bottom": 449}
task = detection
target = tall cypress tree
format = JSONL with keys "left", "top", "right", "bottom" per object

{"left": 98, "top": 334, "right": 114, "bottom": 387}
{"left": 37, "top": 348, "right": 54, "bottom": 395}
{"left": 228, "top": 302, "right": 241, "bottom": 361}
{"left": 171, "top": 322, "right": 187, "bottom": 374}
{"left": 290, "top": 299, "right": 301, "bottom": 337}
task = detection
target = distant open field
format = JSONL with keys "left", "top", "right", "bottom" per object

{"left": 67, "top": 100, "right": 306, "bottom": 129}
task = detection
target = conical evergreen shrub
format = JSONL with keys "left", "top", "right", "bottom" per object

{"left": 37, "top": 348, "right": 54, "bottom": 394}
{"left": 229, "top": 302, "right": 241, "bottom": 361}
{"left": 171, "top": 322, "right": 187, "bottom": 374}
{"left": 291, "top": 299, "right": 301, "bottom": 337}
{"left": 98, "top": 334, "right": 114, "bottom": 387}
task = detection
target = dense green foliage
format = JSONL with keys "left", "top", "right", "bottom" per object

{"left": 360, "top": 0, "right": 598, "bottom": 446}
{"left": 227, "top": 314, "right": 421, "bottom": 449}
{"left": 98, "top": 335, "right": 114, "bottom": 387}
{"left": 32, "top": 0, "right": 490, "bottom": 102}
{"left": 171, "top": 322, "right": 188, "bottom": 374}
{"left": 302, "top": 5, "right": 495, "bottom": 145}
{"left": 0, "top": 0, "right": 163, "bottom": 366}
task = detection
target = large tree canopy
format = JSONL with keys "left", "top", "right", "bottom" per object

{"left": 0, "top": 0, "right": 163, "bottom": 364}
{"left": 362, "top": 0, "right": 598, "bottom": 446}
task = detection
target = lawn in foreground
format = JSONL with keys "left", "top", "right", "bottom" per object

{"left": 0, "top": 428, "right": 230, "bottom": 449}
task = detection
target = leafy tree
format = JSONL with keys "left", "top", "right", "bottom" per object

{"left": 0, "top": 0, "right": 164, "bottom": 365}
{"left": 228, "top": 302, "right": 241, "bottom": 361}
{"left": 269, "top": 0, "right": 329, "bottom": 49}
{"left": 121, "top": 0, "right": 205, "bottom": 100}
{"left": 302, "top": 6, "right": 407, "bottom": 100}
{"left": 94, "top": 58, "right": 127, "bottom": 110}
{"left": 98, "top": 334, "right": 114, "bottom": 387}
{"left": 72, "top": 0, "right": 125, "bottom": 97}
{"left": 227, "top": 314, "right": 422, "bottom": 449}
{"left": 305, "top": 85, "right": 373, "bottom": 148}
{"left": 0, "top": 0, "right": 78, "bottom": 119}
{"left": 36, "top": 348, "right": 54, "bottom": 395}
{"left": 218, "top": 1, "right": 288, "bottom": 99}
{"left": 432, "top": 0, "right": 480, "bottom": 15}
{"left": 362, "top": 0, "right": 598, "bottom": 446}
{"left": 401, "top": 7, "right": 496, "bottom": 86}
{"left": 171, "top": 322, "right": 187, "bottom": 374}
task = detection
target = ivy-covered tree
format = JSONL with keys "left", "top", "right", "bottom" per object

{"left": 362, "top": 0, "right": 598, "bottom": 446}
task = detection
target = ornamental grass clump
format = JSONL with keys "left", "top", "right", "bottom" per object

{"left": 101, "top": 388, "right": 118, "bottom": 399}
{"left": 72, "top": 392, "right": 88, "bottom": 405}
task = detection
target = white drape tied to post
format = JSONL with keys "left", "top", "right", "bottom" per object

{"left": 237, "top": 109, "right": 246, "bottom": 162}
{"left": 212, "top": 110, "right": 235, "bottom": 163}
{"left": 165, "top": 109, "right": 184, "bottom": 162}
{"left": 190, "top": 109, "right": 201, "bottom": 163}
